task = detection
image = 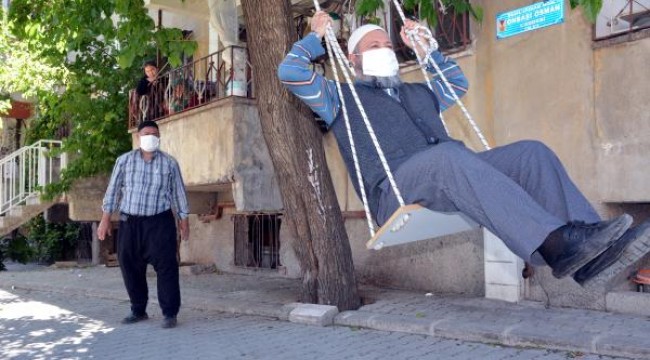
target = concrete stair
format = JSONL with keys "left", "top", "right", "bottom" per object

{"left": 0, "top": 195, "right": 54, "bottom": 236}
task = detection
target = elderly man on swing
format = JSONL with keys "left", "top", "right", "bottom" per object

{"left": 278, "top": 11, "right": 650, "bottom": 289}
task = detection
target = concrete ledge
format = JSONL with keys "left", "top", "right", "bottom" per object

{"left": 179, "top": 264, "right": 218, "bottom": 276}
{"left": 8, "top": 206, "right": 24, "bottom": 217}
{"left": 503, "top": 324, "right": 595, "bottom": 355}
{"left": 606, "top": 291, "right": 650, "bottom": 316}
{"left": 335, "top": 311, "right": 431, "bottom": 335}
{"left": 595, "top": 334, "right": 650, "bottom": 359}
{"left": 288, "top": 304, "right": 339, "bottom": 326}
{"left": 26, "top": 196, "right": 41, "bottom": 206}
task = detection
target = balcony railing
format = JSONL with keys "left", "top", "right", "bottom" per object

{"left": 128, "top": 46, "right": 254, "bottom": 129}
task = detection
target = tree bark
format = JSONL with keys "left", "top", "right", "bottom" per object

{"left": 241, "top": 0, "right": 361, "bottom": 311}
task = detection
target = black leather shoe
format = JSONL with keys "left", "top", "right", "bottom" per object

{"left": 121, "top": 312, "right": 149, "bottom": 324}
{"left": 546, "top": 214, "right": 632, "bottom": 279}
{"left": 162, "top": 316, "right": 177, "bottom": 329}
{"left": 574, "top": 219, "right": 650, "bottom": 290}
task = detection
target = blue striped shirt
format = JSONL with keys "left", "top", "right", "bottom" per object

{"left": 102, "top": 149, "right": 189, "bottom": 219}
{"left": 277, "top": 32, "right": 469, "bottom": 124}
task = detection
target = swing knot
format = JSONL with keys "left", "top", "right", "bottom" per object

{"left": 405, "top": 25, "right": 439, "bottom": 54}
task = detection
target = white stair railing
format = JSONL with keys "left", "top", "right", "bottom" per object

{"left": 0, "top": 140, "right": 66, "bottom": 216}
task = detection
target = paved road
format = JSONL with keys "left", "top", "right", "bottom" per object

{"left": 0, "top": 288, "right": 628, "bottom": 360}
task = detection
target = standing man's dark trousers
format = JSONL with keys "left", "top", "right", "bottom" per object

{"left": 376, "top": 140, "right": 601, "bottom": 265}
{"left": 118, "top": 209, "right": 180, "bottom": 318}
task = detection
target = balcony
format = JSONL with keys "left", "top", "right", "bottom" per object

{"left": 128, "top": 46, "right": 281, "bottom": 213}
{"left": 128, "top": 46, "right": 254, "bottom": 128}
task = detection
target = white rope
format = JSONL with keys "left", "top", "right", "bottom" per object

{"left": 166, "top": 72, "right": 175, "bottom": 114}
{"left": 321, "top": 28, "right": 376, "bottom": 236}
{"left": 193, "top": 78, "right": 206, "bottom": 103}
{"left": 403, "top": 27, "right": 451, "bottom": 135}
{"left": 389, "top": 0, "right": 491, "bottom": 151}
{"left": 139, "top": 95, "right": 149, "bottom": 122}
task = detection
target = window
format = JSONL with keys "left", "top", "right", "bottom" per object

{"left": 389, "top": 1, "right": 472, "bottom": 63}
{"left": 595, "top": 0, "right": 650, "bottom": 40}
{"left": 233, "top": 213, "right": 282, "bottom": 269}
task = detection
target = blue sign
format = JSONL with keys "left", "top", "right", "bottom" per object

{"left": 496, "top": 0, "right": 564, "bottom": 39}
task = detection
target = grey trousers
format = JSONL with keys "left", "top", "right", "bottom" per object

{"left": 376, "top": 140, "right": 600, "bottom": 263}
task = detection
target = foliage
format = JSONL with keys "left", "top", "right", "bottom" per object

{"left": 3, "top": 0, "right": 196, "bottom": 199}
{"left": 0, "top": 8, "right": 68, "bottom": 114}
{"left": 0, "top": 232, "right": 34, "bottom": 267}
{"left": 569, "top": 0, "right": 604, "bottom": 23}
{"left": 356, "top": 0, "right": 483, "bottom": 28}
{"left": 24, "top": 214, "right": 80, "bottom": 264}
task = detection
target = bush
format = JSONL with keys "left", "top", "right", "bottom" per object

{"left": 0, "top": 231, "right": 34, "bottom": 270}
{"left": 25, "top": 214, "right": 80, "bottom": 264}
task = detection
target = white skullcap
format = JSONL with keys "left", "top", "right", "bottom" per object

{"left": 347, "top": 24, "right": 386, "bottom": 54}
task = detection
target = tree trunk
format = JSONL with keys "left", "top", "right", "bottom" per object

{"left": 241, "top": 0, "right": 361, "bottom": 311}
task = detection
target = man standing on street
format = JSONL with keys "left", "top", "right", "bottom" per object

{"left": 97, "top": 120, "right": 190, "bottom": 329}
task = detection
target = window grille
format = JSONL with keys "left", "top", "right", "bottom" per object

{"left": 233, "top": 213, "right": 282, "bottom": 269}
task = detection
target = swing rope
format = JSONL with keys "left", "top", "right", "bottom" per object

{"left": 389, "top": 1, "right": 450, "bottom": 134}
{"left": 322, "top": 22, "right": 377, "bottom": 237}
{"left": 389, "top": 0, "right": 491, "bottom": 150}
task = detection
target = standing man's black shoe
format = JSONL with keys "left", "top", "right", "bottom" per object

{"left": 574, "top": 219, "right": 650, "bottom": 290}
{"left": 539, "top": 214, "right": 632, "bottom": 279}
{"left": 162, "top": 316, "right": 177, "bottom": 329}
{"left": 121, "top": 312, "right": 149, "bottom": 324}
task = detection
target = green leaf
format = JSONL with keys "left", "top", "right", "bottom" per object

{"left": 356, "top": 0, "right": 384, "bottom": 17}
{"left": 420, "top": 0, "right": 438, "bottom": 28}
{"left": 578, "top": 0, "right": 603, "bottom": 23}
{"left": 403, "top": 0, "right": 419, "bottom": 10}
{"left": 117, "top": 51, "right": 135, "bottom": 69}
{"left": 469, "top": 5, "right": 483, "bottom": 22}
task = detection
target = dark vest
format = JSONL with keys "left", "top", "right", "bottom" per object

{"left": 330, "top": 82, "right": 452, "bottom": 219}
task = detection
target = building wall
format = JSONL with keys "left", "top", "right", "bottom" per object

{"left": 147, "top": 6, "right": 211, "bottom": 61}
{"left": 594, "top": 38, "right": 650, "bottom": 202}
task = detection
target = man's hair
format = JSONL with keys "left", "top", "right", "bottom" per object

{"left": 143, "top": 60, "right": 158, "bottom": 69}
{"left": 137, "top": 120, "right": 159, "bottom": 132}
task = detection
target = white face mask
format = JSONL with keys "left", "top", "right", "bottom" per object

{"left": 139, "top": 135, "right": 160, "bottom": 152}
{"left": 361, "top": 48, "right": 399, "bottom": 77}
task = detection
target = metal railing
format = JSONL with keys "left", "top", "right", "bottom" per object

{"left": 128, "top": 46, "right": 254, "bottom": 129}
{"left": 0, "top": 140, "right": 65, "bottom": 216}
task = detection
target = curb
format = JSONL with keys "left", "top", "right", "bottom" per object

{"left": 3, "top": 280, "right": 649, "bottom": 359}
{"left": 334, "top": 311, "right": 650, "bottom": 360}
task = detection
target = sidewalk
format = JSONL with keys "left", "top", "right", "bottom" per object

{"left": 1, "top": 264, "right": 649, "bottom": 359}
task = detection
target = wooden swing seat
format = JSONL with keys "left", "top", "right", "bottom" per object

{"left": 366, "top": 204, "right": 479, "bottom": 250}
